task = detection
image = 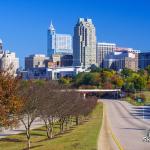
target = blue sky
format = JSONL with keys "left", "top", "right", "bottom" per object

{"left": 0, "top": 0, "right": 150, "bottom": 67}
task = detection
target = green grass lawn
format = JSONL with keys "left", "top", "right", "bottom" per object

{"left": 0, "top": 103, "right": 103, "bottom": 150}
{"left": 126, "top": 91, "right": 150, "bottom": 106}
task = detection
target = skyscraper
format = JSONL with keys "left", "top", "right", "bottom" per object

{"left": 47, "top": 22, "right": 72, "bottom": 56}
{"left": 73, "top": 18, "right": 97, "bottom": 68}
{"left": 139, "top": 52, "right": 150, "bottom": 69}
{"left": 0, "top": 39, "right": 3, "bottom": 50}
{"left": 97, "top": 42, "right": 116, "bottom": 68}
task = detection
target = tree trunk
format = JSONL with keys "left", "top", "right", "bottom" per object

{"left": 50, "top": 126, "right": 53, "bottom": 139}
{"left": 28, "top": 138, "right": 30, "bottom": 150}
{"left": 26, "top": 128, "right": 31, "bottom": 150}
{"left": 60, "top": 122, "right": 64, "bottom": 133}
{"left": 65, "top": 120, "right": 68, "bottom": 130}
{"left": 76, "top": 116, "right": 79, "bottom": 125}
{"left": 61, "top": 122, "right": 64, "bottom": 133}
{"left": 46, "top": 127, "right": 51, "bottom": 139}
{"left": 60, "top": 123, "right": 62, "bottom": 133}
{"left": 70, "top": 116, "right": 73, "bottom": 126}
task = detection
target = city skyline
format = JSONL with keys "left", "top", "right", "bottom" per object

{"left": 0, "top": 0, "right": 150, "bottom": 67}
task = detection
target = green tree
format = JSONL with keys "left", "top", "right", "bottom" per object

{"left": 90, "top": 64, "right": 101, "bottom": 72}
{"left": 133, "top": 76, "right": 146, "bottom": 91}
{"left": 146, "top": 65, "right": 150, "bottom": 75}
{"left": 111, "top": 75, "right": 124, "bottom": 88}
{"left": 74, "top": 72, "right": 100, "bottom": 88}
{"left": 121, "top": 68, "right": 134, "bottom": 78}
{"left": 59, "top": 77, "right": 72, "bottom": 85}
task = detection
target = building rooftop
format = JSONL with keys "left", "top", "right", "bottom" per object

{"left": 49, "top": 21, "right": 55, "bottom": 31}
{"left": 78, "top": 18, "right": 93, "bottom": 23}
{"left": 28, "top": 54, "right": 46, "bottom": 57}
{"left": 97, "top": 42, "right": 116, "bottom": 46}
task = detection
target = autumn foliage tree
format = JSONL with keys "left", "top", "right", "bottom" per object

{"left": 0, "top": 71, "right": 22, "bottom": 128}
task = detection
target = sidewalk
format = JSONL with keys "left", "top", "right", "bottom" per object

{"left": 0, "top": 118, "right": 44, "bottom": 139}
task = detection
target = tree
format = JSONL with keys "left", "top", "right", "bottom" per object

{"left": 59, "top": 77, "right": 72, "bottom": 85}
{"left": 146, "top": 65, "right": 150, "bottom": 75}
{"left": 111, "top": 74, "right": 124, "bottom": 88}
{"left": 74, "top": 72, "right": 100, "bottom": 88}
{"left": 18, "top": 81, "right": 40, "bottom": 149}
{"left": 0, "top": 71, "right": 22, "bottom": 128}
{"left": 147, "top": 79, "right": 150, "bottom": 90}
{"left": 37, "top": 81, "right": 60, "bottom": 139}
{"left": 90, "top": 64, "right": 101, "bottom": 72}
{"left": 121, "top": 68, "right": 134, "bottom": 78}
{"left": 133, "top": 76, "right": 147, "bottom": 91}
{"left": 100, "top": 70, "right": 114, "bottom": 89}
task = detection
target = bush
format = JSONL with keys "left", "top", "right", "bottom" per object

{"left": 139, "top": 93, "right": 146, "bottom": 102}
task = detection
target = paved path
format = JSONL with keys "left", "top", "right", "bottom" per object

{"left": 99, "top": 99, "right": 150, "bottom": 150}
{"left": 0, "top": 118, "right": 44, "bottom": 139}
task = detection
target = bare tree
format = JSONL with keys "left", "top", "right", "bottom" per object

{"left": 37, "top": 81, "right": 59, "bottom": 139}
{"left": 18, "top": 81, "right": 40, "bottom": 149}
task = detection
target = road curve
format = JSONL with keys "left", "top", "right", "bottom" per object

{"left": 101, "top": 99, "right": 150, "bottom": 150}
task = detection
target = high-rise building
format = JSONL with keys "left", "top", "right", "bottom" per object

{"left": 0, "top": 51, "right": 19, "bottom": 76}
{"left": 0, "top": 39, "right": 19, "bottom": 76}
{"left": 0, "top": 39, "right": 3, "bottom": 50}
{"left": 73, "top": 18, "right": 97, "bottom": 68}
{"left": 25, "top": 54, "right": 49, "bottom": 70}
{"left": 104, "top": 49, "right": 139, "bottom": 71}
{"left": 139, "top": 52, "right": 150, "bottom": 69}
{"left": 61, "top": 54, "right": 73, "bottom": 67}
{"left": 97, "top": 42, "right": 116, "bottom": 68}
{"left": 115, "top": 47, "right": 140, "bottom": 71}
{"left": 47, "top": 22, "right": 72, "bottom": 56}
{"left": 115, "top": 47, "right": 140, "bottom": 54}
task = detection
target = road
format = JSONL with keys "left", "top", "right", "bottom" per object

{"left": 99, "top": 99, "right": 150, "bottom": 150}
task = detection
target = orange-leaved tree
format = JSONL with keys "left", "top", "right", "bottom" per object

{"left": 0, "top": 71, "right": 23, "bottom": 128}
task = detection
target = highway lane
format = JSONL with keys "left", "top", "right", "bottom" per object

{"left": 98, "top": 103, "right": 119, "bottom": 150}
{"left": 102, "top": 99, "right": 150, "bottom": 150}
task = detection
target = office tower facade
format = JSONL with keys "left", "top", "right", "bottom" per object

{"left": 47, "top": 22, "right": 72, "bottom": 56}
{"left": 0, "top": 51, "right": 19, "bottom": 76}
{"left": 139, "top": 52, "right": 150, "bottom": 69}
{"left": 73, "top": 18, "right": 97, "bottom": 68}
{"left": 25, "top": 54, "right": 49, "bottom": 70}
{"left": 97, "top": 42, "right": 116, "bottom": 68}
{"left": 104, "top": 49, "right": 139, "bottom": 71}
{"left": 115, "top": 47, "right": 139, "bottom": 71}
{"left": 0, "top": 39, "right": 3, "bottom": 50}
{"left": 61, "top": 54, "right": 73, "bottom": 67}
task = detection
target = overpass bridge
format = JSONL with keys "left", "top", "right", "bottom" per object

{"left": 76, "top": 89, "right": 121, "bottom": 99}
{"left": 61, "top": 89, "right": 121, "bottom": 99}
